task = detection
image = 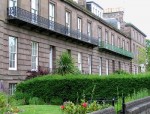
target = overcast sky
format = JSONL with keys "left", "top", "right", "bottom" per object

{"left": 87, "top": 0, "right": 150, "bottom": 38}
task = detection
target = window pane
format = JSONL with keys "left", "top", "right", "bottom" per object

{"left": 99, "top": 57, "right": 102, "bottom": 75}
{"left": 31, "top": 42, "right": 38, "bottom": 70}
{"left": 105, "top": 31, "right": 108, "bottom": 43}
{"left": 9, "top": 37, "right": 17, "bottom": 69}
{"left": 9, "top": 83, "right": 17, "bottom": 95}
{"left": 78, "top": 53, "right": 82, "bottom": 71}
{"left": 87, "top": 23, "right": 91, "bottom": 37}
{"left": 9, "top": 0, "right": 17, "bottom": 7}
{"left": 49, "top": 3, "right": 54, "bottom": 19}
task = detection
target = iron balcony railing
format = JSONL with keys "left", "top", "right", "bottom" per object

{"left": 99, "top": 41, "right": 134, "bottom": 58}
{"left": 7, "top": 7, "right": 98, "bottom": 46}
{"left": 7, "top": 7, "right": 133, "bottom": 58}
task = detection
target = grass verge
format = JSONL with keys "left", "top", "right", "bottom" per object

{"left": 18, "top": 105, "right": 62, "bottom": 114}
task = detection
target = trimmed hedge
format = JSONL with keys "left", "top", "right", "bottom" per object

{"left": 16, "top": 73, "right": 150, "bottom": 103}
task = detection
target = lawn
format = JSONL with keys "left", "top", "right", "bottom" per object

{"left": 18, "top": 105, "right": 62, "bottom": 114}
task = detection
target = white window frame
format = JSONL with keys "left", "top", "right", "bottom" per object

{"left": 99, "top": 57, "right": 102, "bottom": 75}
{"left": 31, "top": 0, "right": 38, "bottom": 23}
{"left": 111, "top": 34, "right": 114, "bottom": 46}
{"left": 87, "top": 22, "right": 91, "bottom": 42}
{"left": 9, "top": 0, "right": 17, "bottom": 7}
{"left": 77, "top": 17, "right": 82, "bottom": 39}
{"left": 127, "top": 64, "right": 130, "bottom": 72}
{"left": 9, "top": 83, "right": 17, "bottom": 95}
{"left": 127, "top": 42, "right": 129, "bottom": 51}
{"left": 122, "top": 40, "right": 125, "bottom": 49}
{"left": 49, "top": 46, "right": 53, "bottom": 72}
{"left": 78, "top": 53, "right": 82, "bottom": 72}
{"left": 31, "top": 41, "right": 38, "bottom": 71}
{"left": 65, "top": 11, "right": 71, "bottom": 35}
{"left": 9, "top": 36, "right": 17, "bottom": 70}
{"left": 9, "top": 0, "right": 17, "bottom": 16}
{"left": 122, "top": 63, "right": 125, "bottom": 70}
{"left": 105, "top": 31, "right": 108, "bottom": 44}
{"left": 49, "top": 3, "right": 55, "bottom": 30}
{"left": 118, "top": 37, "right": 120, "bottom": 47}
{"left": 88, "top": 55, "right": 92, "bottom": 74}
{"left": 106, "top": 59, "right": 109, "bottom": 75}
{"left": 87, "top": 22, "right": 91, "bottom": 36}
{"left": 98, "top": 27, "right": 102, "bottom": 43}
{"left": 133, "top": 44, "right": 135, "bottom": 57}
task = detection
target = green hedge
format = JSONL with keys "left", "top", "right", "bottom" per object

{"left": 16, "top": 73, "right": 150, "bottom": 103}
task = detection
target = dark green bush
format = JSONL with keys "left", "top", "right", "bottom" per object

{"left": 14, "top": 92, "right": 30, "bottom": 105}
{"left": 16, "top": 73, "right": 150, "bottom": 103}
{"left": 50, "top": 97, "right": 63, "bottom": 105}
{"left": 113, "top": 70, "right": 129, "bottom": 75}
{"left": 29, "top": 97, "right": 45, "bottom": 105}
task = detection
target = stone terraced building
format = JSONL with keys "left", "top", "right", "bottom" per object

{"left": 0, "top": 0, "right": 147, "bottom": 94}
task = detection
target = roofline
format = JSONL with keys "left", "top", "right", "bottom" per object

{"left": 86, "top": 1, "right": 104, "bottom": 10}
{"left": 103, "top": 11, "right": 124, "bottom": 14}
{"left": 61, "top": 0, "right": 129, "bottom": 38}
{"left": 125, "top": 23, "right": 147, "bottom": 37}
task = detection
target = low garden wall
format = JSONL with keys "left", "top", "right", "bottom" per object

{"left": 89, "top": 107, "right": 115, "bottom": 114}
{"left": 90, "top": 97, "right": 150, "bottom": 114}
{"left": 125, "top": 96, "right": 150, "bottom": 114}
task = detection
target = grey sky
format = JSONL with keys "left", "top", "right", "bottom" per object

{"left": 87, "top": 0, "right": 150, "bottom": 38}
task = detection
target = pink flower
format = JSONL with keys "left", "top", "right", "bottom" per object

{"left": 60, "top": 105, "right": 65, "bottom": 110}
{"left": 82, "top": 102, "right": 87, "bottom": 108}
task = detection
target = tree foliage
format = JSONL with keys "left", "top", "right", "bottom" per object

{"left": 56, "top": 51, "right": 79, "bottom": 75}
{"left": 138, "top": 47, "right": 146, "bottom": 64}
{"left": 146, "top": 39, "right": 150, "bottom": 71}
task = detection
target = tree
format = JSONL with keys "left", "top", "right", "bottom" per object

{"left": 56, "top": 51, "right": 80, "bottom": 75}
{"left": 138, "top": 47, "right": 146, "bottom": 64}
{"left": 146, "top": 39, "right": 150, "bottom": 71}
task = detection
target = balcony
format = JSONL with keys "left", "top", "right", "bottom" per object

{"left": 7, "top": 7, "right": 98, "bottom": 46}
{"left": 99, "top": 41, "right": 133, "bottom": 58}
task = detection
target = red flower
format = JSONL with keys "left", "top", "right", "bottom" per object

{"left": 60, "top": 105, "right": 65, "bottom": 110}
{"left": 82, "top": 102, "right": 87, "bottom": 108}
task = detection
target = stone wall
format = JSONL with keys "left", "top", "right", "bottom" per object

{"left": 125, "top": 96, "right": 150, "bottom": 114}
{"left": 90, "top": 107, "right": 115, "bottom": 114}
{"left": 89, "top": 97, "right": 150, "bottom": 114}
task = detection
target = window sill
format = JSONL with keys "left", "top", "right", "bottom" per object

{"left": 9, "top": 68, "right": 17, "bottom": 71}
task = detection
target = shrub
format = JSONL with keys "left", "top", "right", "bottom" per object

{"left": 0, "top": 92, "right": 7, "bottom": 114}
{"left": 56, "top": 52, "right": 80, "bottom": 75}
{"left": 0, "top": 92, "right": 21, "bottom": 114}
{"left": 50, "top": 97, "right": 63, "bottom": 105}
{"left": 16, "top": 73, "right": 150, "bottom": 103}
{"left": 61, "top": 100, "right": 110, "bottom": 114}
{"left": 29, "top": 97, "right": 45, "bottom": 105}
{"left": 8, "top": 95, "right": 18, "bottom": 106}
{"left": 26, "top": 66, "right": 50, "bottom": 80}
{"left": 113, "top": 70, "right": 129, "bottom": 75}
{"left": 14, "top": 92, "right": 30, "bottom": 105}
